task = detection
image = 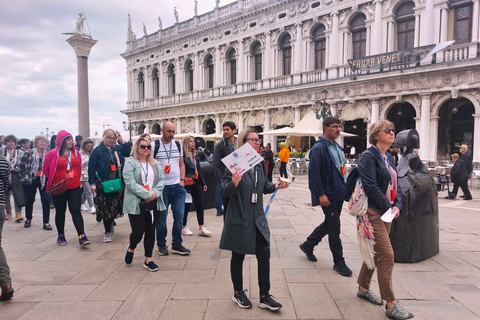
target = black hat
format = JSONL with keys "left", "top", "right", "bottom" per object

{"left": 75, "top": 135, "right": 83, "bottom": 141}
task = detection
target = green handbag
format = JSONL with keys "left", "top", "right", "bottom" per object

{"left": 101, "top": 177, "right": 122, "bottom": 194}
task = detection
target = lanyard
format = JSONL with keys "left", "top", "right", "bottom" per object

{"left": 331, "top": 143, "right": 344, "bottom": 165}
{"left": 63, "top": 150, "right": 72, "bottom": 170}
{"left": 374, "top": 146, "right": 391, "bottom": 173}
{"left": 191, "top": 156, "right": 197, "bottom": 174}
{"left": 140, "top": 161, "right": 149, "bottom": 184}
{"left": 38, "top": 151, "right": 43, "bottom": 167}
{"left": 264, "top": 188, "right": 279, "bottom": 226}
{"left": 252, "top": 167, "right": 258, "bottom": 191}
{"left": 162, "top": 141, "right": 172, "bottom": 164}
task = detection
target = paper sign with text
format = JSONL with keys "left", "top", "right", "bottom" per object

{"left": 221, "top": 143, "right": 263, "bottom": 175}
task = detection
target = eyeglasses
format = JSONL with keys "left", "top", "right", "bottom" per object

{"left": 246, "top": 138, "right": 262, "bottom": 144}
{"left": 106, "top": 136, "right": 117, "bottom": 141}
{"left": 382, "top": 129, "right": 395, "bottom": 134}
{"left": 328, "top": 125, "right": 343, "bottom": 129}
{"left": 139, "top": 145, "right": 152, "bottom": 150}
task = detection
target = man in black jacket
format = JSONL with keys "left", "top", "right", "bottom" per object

{"left": 448, "top": 153, "right": 472, "bottom": 200}
{"left": 213, "top": 122, "right": 237, "bottom": 217}
{"left": 264, "top": 143, "right": 274, "bottom": 182}
{"left": 458, "top": 145, "right": 473, "bottom": 200}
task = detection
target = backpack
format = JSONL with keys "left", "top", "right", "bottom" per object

{"left": 154, "top": 139, "right": 181, "bottom": 159}
{"left": 344, "top": 167, "right": 359, "bottom": 202}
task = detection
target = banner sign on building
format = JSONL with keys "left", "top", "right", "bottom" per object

{"left": 348, "top": 45, "right": 436, "bottom": 72}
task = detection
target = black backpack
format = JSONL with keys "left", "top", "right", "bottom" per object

{"left": 344, "top": 167, "right": 359, "bottom": 202}
{"left": 154, "top": 139, "right": 181, "bottom": 159}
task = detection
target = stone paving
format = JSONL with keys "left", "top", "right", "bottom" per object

{"left": 1, "top": 175, "right": 480, "bottom": 320}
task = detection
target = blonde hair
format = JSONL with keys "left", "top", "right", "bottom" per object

{"left": 34, "top": 135, "right": 48, "bottom": 147}
{"left": 182, "top": 135, "right": 196, "bottom": 158}
{"left": 132, "top": 138, "right": 156, "bottom": 166}
{"left": 237, "top": 127, "right": 257, "bottom": 149}
{"left": 100, "top": 129, "right": 116, "bottom": 145}
{"left": 368, "top": 120, "right": 395, "bottom": 145}
{"left": 81, "top": 139, "right": 94, "bottom": 154}
{"left": 451, "top": 153, "right": 460, "bottom": 160}
{"left": 139, "top": 133, "right": 151, "bottom": 142}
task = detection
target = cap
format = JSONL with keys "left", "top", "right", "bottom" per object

{"left": 75, "top": 135, "right": 83, "bottom": 141}
{"left": 279, "top": 142, "right": 285, "bottom": 146}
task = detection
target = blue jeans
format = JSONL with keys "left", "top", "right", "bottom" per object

{"left": 215, "top": 183, "right": 223, "bottom": 212}
{"left": 156, "top": 184, "right": 186, "bottom": 246}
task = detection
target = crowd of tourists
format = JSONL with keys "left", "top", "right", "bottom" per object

{"left": 2, "top": 118, "right": 474, "bottom": 318}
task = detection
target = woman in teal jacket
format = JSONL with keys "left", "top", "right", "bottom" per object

{"left": 122, "top": 138, "right": 165, "bottom": 271}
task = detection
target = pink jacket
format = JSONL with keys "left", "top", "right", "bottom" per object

{"left": 43, "top": 130, "right": 82, "bottom": 193}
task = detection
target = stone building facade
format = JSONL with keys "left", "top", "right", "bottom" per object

{"left": 121, "top": 0, "right": 480, "bottom": 162}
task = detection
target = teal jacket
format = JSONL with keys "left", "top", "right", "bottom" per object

{"left": 122, "top": 158, "right": 166, "bottom": 215}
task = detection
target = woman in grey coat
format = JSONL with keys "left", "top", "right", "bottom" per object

{"left": 220, "top": 127, "right": 289, "bottom": 311}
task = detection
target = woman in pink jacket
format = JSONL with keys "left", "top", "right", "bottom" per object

{"left": 43, "top": 130, "right": 90, "bottom": 247}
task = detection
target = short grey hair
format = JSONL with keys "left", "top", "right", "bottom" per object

{"left": 460, "top": 145, "right": 468, "bottom": 151}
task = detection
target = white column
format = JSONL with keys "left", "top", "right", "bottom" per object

{"left": 329, "top": 11, "right": 339, "bottom": 66}
{"left": 421, "top": 0, "right": 435, "bottom": 45}
{"left": 215, "top": 46, "right": 222, "bottom": 87}
{"left": 474, "top": 114, "right": 480, "bottom": 162}
{"left": 440, "top": 7, "right": 449, "bottom": 42}
{"left": 294, "top": 23, "right": 303, "bottom": 73}
{"left": 194, "top": 53, "right": 200, "bottom": 91}
{"left": 238, "top": 111, "right": 244, "bottom": 132}
{"left": 371, "top": 99, "right": 380, "bottom": 124}
{"left": 238, "top": 40, "right": 245, "bottom": 83}
{"left": 414, "top": 13, "right": 421, "bottom": 47}
{"left": 215, "top": 114, "right": 221, "bottom": 134}
{"left": 265, "top": 32, "right": 272, "bottom": 77}
{"left": 420, "top": 94, "right": 431, "bottom": 160}
{"left": 195, "top": 116, "right": 200, "bottom": 134}
{"left": 145, "top": 69, "right": 151, "bottom": 99}
{"left": 127, "top": 71, "right": 133, "bottom": 102}
{"left": 366, "top": 25, "right": 371, "bottom": 56}
{"left": 160, "top": 70, "right": 167, "bottom": 96}
{"left": 387, "top": 19, "right": 395, "bottom": 52}
{"left": 176, "top": 118, "right": 182, "bottom": 133}
{"left": 472, "top": 0, "right": 480, "bottom": 42}
{"left": 293, "top": 106, "right": 301, "bottom": 125}
{"left": 429, "top": 116, "right": 439, "bottom": 162}
{"left": 264, "top": 109, "right": 271, "bottom": 146}
{"left": 373, "top": 0, "right": 383, "bottom": 54}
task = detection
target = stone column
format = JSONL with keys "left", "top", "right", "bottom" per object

{"left": 215, "top": 114, "right": 221, "bottom": 134}
{"left": 264, "top": 109, "right": 271, "bottom": 147}
{"left": 473, "top": 114, "right": 480, "bottom": 162}
{"left": 238, "top": 111, "right": 244, "bottom": 132}
{"left": 195, "top": 116, "right": 201, "bottom": 134}
{"left": 371, "top": 99, "right": 380, "bottom": 124}
{"left": 420, "top": 94, "right": 431, "bottom": 160}
{"left": 238, "top": 39, "right": 245, "bottom": 83}
{"left": 329, "top": 11, "right": 339, "bottom": 66}
{"left": 127, "top": 70, "right": 133, "bottom": 102}
{"left": 472, "top": 0, "right": 480, "bottom": 42}
{"left": 65, "top": 35, "right": 98, "bottom": 139}
{"left": 215, "top": 46, "right": 222, "bottom": 87}
{"left": 145, "top": 67, "right": 151, "bottom": 99}
{"left": 387, "top": 19, "right": 395, "bottom": 52}
{"left": 440, "top": 7, "right": 449, "bottom": 42}
{"left": 421, "top": 0, "right": 435, "bottom": 45}
{"left": 176, "top": 118, "right": 182, "bottom": 133}
{"left": 265, "top": 32, "right": 272, "bottom": 78}
{"left": 429, "top": 116, "right": 439, "bottom": 162}
{"left": 294, "top": 23, "right": 303, "bottom": 73}
{"left": 414, "top": 12, "right": 421, "bottom": 47}
{"left": 373, "top": 0, "right": 383, "bottom": 54}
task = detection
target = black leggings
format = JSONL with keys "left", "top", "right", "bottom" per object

{"left": 231, "top": 227, "right": 270, "bottom": 296}
{"left": 183, "top": 183, "right": 204, "bottom": 226}
{"left": 52, "top": 187, "right": 85, "bottom": 236}
{"left": 103, "top": 218, "right": 115, "bottom": 233}
{"left": 280, "top": 162, "right": 288, "bottom": 178}
{"left": 128, "top": 209, "right": 159, "bottom": 258}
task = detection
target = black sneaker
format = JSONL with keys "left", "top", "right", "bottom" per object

{"left": 156, "top": 244, "right": 169, "bottom": 256}
{"left": 171, "top": 244, "right": 191, "bottom": 255}
{"left": 259, "top": 295, "right": 283, "bottom": 311}
{"left": 299, "top": 243, "right": 317, "bottom": 262}
{"left": 24, "top": 219, "right": 31, "bottom": 228}
{"left": 143, "top": 260, "right": 159, "bottom": 272}
{"left": 216, "top": 211, "right": 224, "bottom": 216}
{"left": 43, "top": 223, "right": 52, "bottom": 230}
{"left": 125, "top": 248, "right": 134, "bottom": 265}
{"left": 232, "top": 289, "right": 252, "bottom": 309}
{"left": 333, "top": 260, "right": 352, "bottom": 277}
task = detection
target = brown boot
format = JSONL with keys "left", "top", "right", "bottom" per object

{"left": 5, "top": 213, "right": 12, "bottom": 220}
{"left": 15, "top": 214, "right": 23, "bottom": 222}
{"left": 0, "top": 285, "right": 14, "bottom": 301}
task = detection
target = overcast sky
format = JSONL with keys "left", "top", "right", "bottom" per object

{"left": 0, "top": 0, "right": 235, "bottom": 140}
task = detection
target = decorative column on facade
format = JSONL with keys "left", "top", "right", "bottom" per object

{"left": 263, "top": 108, "right": 271, "bottom": 147}
{"left": 421, "top": 0, "right": 435, "bottom": 45}
{"left": 195, "top": 116, "right": 201, "bottom": 134}
{"left": 429, "top": 116, "right": 439, "bottom": 162}
{"left": 215, "top": 46, "right": 222, "bottom": 89}
{"left": 215, "top": 114, "right": 221, "bottom": 134}
{"left": 144, "top": 66, "right": 151, "bottom": 100}
{"left": 265, "top": 31, "right": 272, "bottom": 78}
{"left": 440, "top": 6, "right": 449, "bottom": 42}
{"left": 414, "top": 12, "right": 421, "bottom": 47}
{"left": 238, "top": 39, "right": 245, "bottom": 84}
{"left": 387, "top": 18, "right": 396, "bottom": 52}
{"left": 177, "top": 59, "right": 185, "bottom": 95}
{"left": 176, "top": 118, "right": 182, "bottom": 134}
{"left": 293, "top": 23, "right": 303, "bottom": 83}
{"left": 366, "top": 23, "right": 372, "bottom": 57}
{"left": 420, "top": 94, "right": 431, "bottom": 160}
{"left": 329, "top": 11, "right": 339, "bottom": 67}
{"left": 127, "top": 70, "right": 133, "bottom": 103}
{"left": 160, "top": 66, "right": 167, "bottom": 96}
{"left": 371, "top": 99, "right": 380, "bottom": 124}
{"left": 293, "top": 106, "right": 301, "bottom": 125}
{"left": 194, "top": 53, "right": 200, "bottom": 98}
{"left": 373, "top": 0, "right": 383, "bottom": 54}
{"left": 237, "top": 111, "right": 244, "bottom": 133}
{"left": 473, "top": 114, "right": 480, "bottom": 162}
{"left": 472, "top": 0, "right": 480, "bottom": 42}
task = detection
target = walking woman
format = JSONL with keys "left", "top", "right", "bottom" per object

{"left": 43, "top": 130, "right": 90, "bottom": 247}
{"left": 182, "top": 136, "right": 211, "bottom": 236}
{"left": 17, "top": 135, "right": 52, "bottom": 230}
{"left": 0, "top": 153, "right": 14, "bottom": 301}
{"left": 88, "top": 129, "right": 131, "bottom": 243}
{"left": 123, "top": 138, "right": 165, "bottom": 271}
{"left": 356, "top": 120, "right": 413, "bottom": 320}
{"left": 220, "top": 128, "right": 289, "bottom": 311}
{"left": 3, "top": 135, "right": 24, "bottom": 222}
{"left": 80, "top": 139, "right": 95, "bottom": 214}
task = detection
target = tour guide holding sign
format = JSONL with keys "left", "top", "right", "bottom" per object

{"left": 219, "top": 128, "right": 289, "bottom": 311}
{"left": 152, "top": 121, "right": 191, "bottom": 256}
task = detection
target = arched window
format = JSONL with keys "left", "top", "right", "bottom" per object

{"left": 351, "top": 14, "right": 367, "bottom": 59}
{"left": 252, "top": 41, "right": 262, "bottom": 80}
{"left": 396, "top": 2, "right": 415, "bottom": 50}
{"left": 280, "top": 34, "right": 292, "bottom": 75}
{"left": 151, "top": 68, "right": 159, "bottom": 98}
{"left": 185, "top": 59, "right": 194, "bottom": 92}
{"left": 137, "top": 71, "right": 145, "bottom": 100}
{"left": 312, "top": 24, "right": 326, "bottom": 70}
{"left": 167, "top": 64, "right": 176, "bottom": 95}
{"left": 206, "top": 54, "right": 214, "bottom": 89}
{"left": 452, "top": 0, "right": 473, "bottom": 44}
{"left": 228, "top": 49, "right": 237, "bottom": 85}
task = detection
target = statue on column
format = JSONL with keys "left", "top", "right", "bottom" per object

{"left": 158, "top": 16, "right": 163, "bottom": 30}
{"left": 216, "top": 0, "right": 220, "bottom": 7}
{"left": 76, "top": 13, "right": 85, "bottom": 35}
{"left": 194, "top": 0, "right": 198, "bottom": 16}
{"left": 174, "top": 7, "right": 179, "bottom": 23}
{"left": 143, "top": 23, "right": 147, "bottom": 36}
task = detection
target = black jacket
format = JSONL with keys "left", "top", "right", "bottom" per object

{"left": 183, "top": 154, "right": 206, "bottom": 186}
{"left": 213, "top": 138, "right": 236, "bottom": 184}
{"left": 264, "top": 149, "right": 274, "bottom": 165}
{"left": 450, "top": 159, "right": 469, "bottom": 183}
{"left": 461, "top": 151, "right": 473, "bottom": 174}
{"left": 357, "top": 146, "right": 402, "bottom": 213}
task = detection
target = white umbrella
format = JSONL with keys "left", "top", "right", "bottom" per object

{"left": 203, "top": 133, "right": 225, "bottom": 141}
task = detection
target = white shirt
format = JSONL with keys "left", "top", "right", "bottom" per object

{"left": 152, "top": 139, "right": 183, "bottom": 185}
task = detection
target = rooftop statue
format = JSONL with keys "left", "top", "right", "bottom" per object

{"left": 76, "top": 13, "right": 85, "bottom": 35}
{"left": 174, "top": 7, "right": 179, "bottom": 23}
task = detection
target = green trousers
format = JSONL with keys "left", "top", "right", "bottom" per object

{"left": 0, "top": 205, "right": 12, "bottom": 287}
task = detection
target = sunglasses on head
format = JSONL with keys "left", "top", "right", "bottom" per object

{"left": 139, "top": 145, "right": 152, "bottom": 150}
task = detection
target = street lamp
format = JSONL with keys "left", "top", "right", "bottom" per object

{"left": 122, "top": 116, "right": 133, "bottom": 141}
{"left": 41, "top": 128, "right": 55, "bottom": 140}
{"left": 313, "top": 90, "right": 346, "bottom": 119}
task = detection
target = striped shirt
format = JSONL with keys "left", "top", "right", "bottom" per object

{"left": 0, "top": 154, "right": 10, "bottom": 206}
{"left": 152, "top": 139, "right": 183, "bottom": 185}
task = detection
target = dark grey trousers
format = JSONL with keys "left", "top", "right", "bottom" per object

{"left": 0, "top": 205, "right": 12, "bottom": 287}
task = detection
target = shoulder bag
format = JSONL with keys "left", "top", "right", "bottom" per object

{"left": 100, "top": 151, "right": 122, "bottom": 194}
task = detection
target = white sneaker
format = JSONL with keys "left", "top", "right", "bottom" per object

{"left": 89, "top": 207, "right": 96, "bottom": 214}
{"left": 81, "top": 205, "right": 88, "bottom": 211}
{"left": 199, "top": 227, "right": 212, "bottom": 237}
{"left": 103, "top": 232, "right": 112, "bottom": 243}
{"left": 182, "top": 227, "right": 193, "bottom": 236}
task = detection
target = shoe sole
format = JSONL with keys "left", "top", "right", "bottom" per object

{"left": 199, "top": 233, "right": 212, "bottom": 237}
{"left": 80, "top": 241, "right": 91, "bottom": 247}
{"left": 143, "top": 264, "right": 158, "bottom": 272}
{"left": 232, "top": 297, "right": 252, "bottom": 309}
{"left": 357, "top": 292, "right": 383, "bottom": 305}
{"left": 259, "top": 303, "right": 282, "bottom": 311}
{"left": 157, "top": 247, "right": 169, "bottom": 256}
{"left": 43, "top": 227, "right": 53, "bottom": 231}
{"left": 0, "top": 290, "right": 14, "bottom": 301}
{"left": 333, "top": 266, "right": 352, "bottom": 277}
{"left": 171, "top": 249, "right": 191, "bottom": 255}
{"left": 299, "top": 244, "right": 317, "bottom": 262}
{"left": 58, "top": 242, "right": 67, "bottom": 246}
{"left": 103, "top": 239, "right": 112, "bottom": 243}
{"left": 182, "top": 233, "right": 193, "bottom": 236}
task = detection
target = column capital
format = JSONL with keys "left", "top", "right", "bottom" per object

{"left": 373, "top": 0, "right": 383, "bottom": 5}
{"left": 420, "top": 93, "right": 432, "bottom": 99}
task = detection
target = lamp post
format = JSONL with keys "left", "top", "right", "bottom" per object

{"left": 40, "top": 128, "right": 55, "bottom": 141}
{"left": 122, "top": 116, "right": 133, "bottom": 141}
{"left": 312, "top": 90, "right": 346, "bottom": 119}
